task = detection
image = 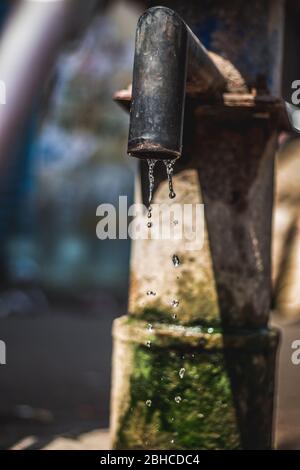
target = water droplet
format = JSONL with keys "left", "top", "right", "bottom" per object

{"left": 146, "top": 400, "right": 152, "bottom": 407}
{"left": 175, "top": 396, "right": 181, "bottom": 404}
{"left": 171, "top": 299, "right": 179, "bottom": 308}
{"left": 147, "top": 323, "right": 153, "bottom": 332}
{"left": 146, "top": 341, "right": 151, "bottom": 348}
{"left": 207, "top": 327, "right": 214, "bottom": 334}
{"left": 147, "top": 290, "right": 156, "bottom": 296}
{"left": 172, "top": 254, "right": 180, "bottom": 267}
{"left": 179, "top": 368, "right": 185, "bottom": 379}
{"left": 164, "top": 159, "right": 176, "bottom": 199}
{"left": 170, "top": 439, "right": 175, "bottom": 444}
{"left": 172, "top": 313, "right": 177, "bottom": 319}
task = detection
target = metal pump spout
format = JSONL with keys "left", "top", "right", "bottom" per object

{"left": 128, "top": 6, "right": 226, "bottom": 161}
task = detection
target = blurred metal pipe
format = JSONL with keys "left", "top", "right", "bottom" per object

{"left": 0, "top": 0, "right": 99, "bottom": 169}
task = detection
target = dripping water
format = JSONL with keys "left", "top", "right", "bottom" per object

{"left": 147, "top": 159, "right": 156, "bottom": 228}
{"left": 164, "top": 159, "right": 176, "bottom": 199}
{"left": 146, "top": 158, "right": 177, "bottom": 229}
{"left": 144, "top": 158, "right": 185, "bottom": 405}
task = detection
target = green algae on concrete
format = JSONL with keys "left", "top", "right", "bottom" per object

{"left": 115, "top": 346, "right": 240, "bottom": 449}
{"left": 111, "top": 316, "right": 279, "bottom": 450}
{"left": 129, "top": 262, "right": 220, "bottom": 328}
{"left": 112, "top": 317, "right": 241, "bottom": 450}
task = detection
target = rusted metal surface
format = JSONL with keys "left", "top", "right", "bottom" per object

{"left": 115, "top": 88, "right": 288, "bottom": 129}
{"left": 144, "top": 0, "right": 285, "bottom": 97}
{"left": 194, "top": 119, "right": 277, "bottom": 329}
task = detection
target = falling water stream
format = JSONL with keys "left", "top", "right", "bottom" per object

{"left": 146, "top": 158, "right": 181, "bottom": 320}
{"left": 145, "top": 157, "right": 183, "bottom": 431}
{"left": 146, "top": 158, "right": 177, "bottom": 228}
{"left": 164, "top": 159, "right": 176, "bottom": 199}
{"left": 146, "top": 159, "right": 156, "bottom": 228}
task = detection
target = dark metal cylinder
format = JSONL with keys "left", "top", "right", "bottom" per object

{"left": 128, "top": 6, "right": 226, "bottom": 160}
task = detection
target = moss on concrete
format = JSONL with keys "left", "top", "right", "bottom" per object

{"left": 114, "top": 343, "right": 240, "bottom": 450}
{"left": 112, "top": 318, "right": 279, "bottom": 449}
{"left": 130, "top": 269, "right": 221, "bottom": 328}
{"left": 129, "top": 252, "right": 221, "bottom": 328}
{"left": 175, "top": 268, "right": 220, "bottom": 326}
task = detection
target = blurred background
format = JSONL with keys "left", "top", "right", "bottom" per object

{"left": 0, "top": 0, "right": 299, "bottom": 450}
{"left": 0, "top": 0, "right": 142, "bottom": 449}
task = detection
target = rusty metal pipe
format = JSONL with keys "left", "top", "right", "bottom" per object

{"left": 128, "top": 6, "right": 226, "bottom": 160}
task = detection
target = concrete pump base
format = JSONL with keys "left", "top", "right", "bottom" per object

{"left": 110, "top": 316, "right": 279, "bottom": 450}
